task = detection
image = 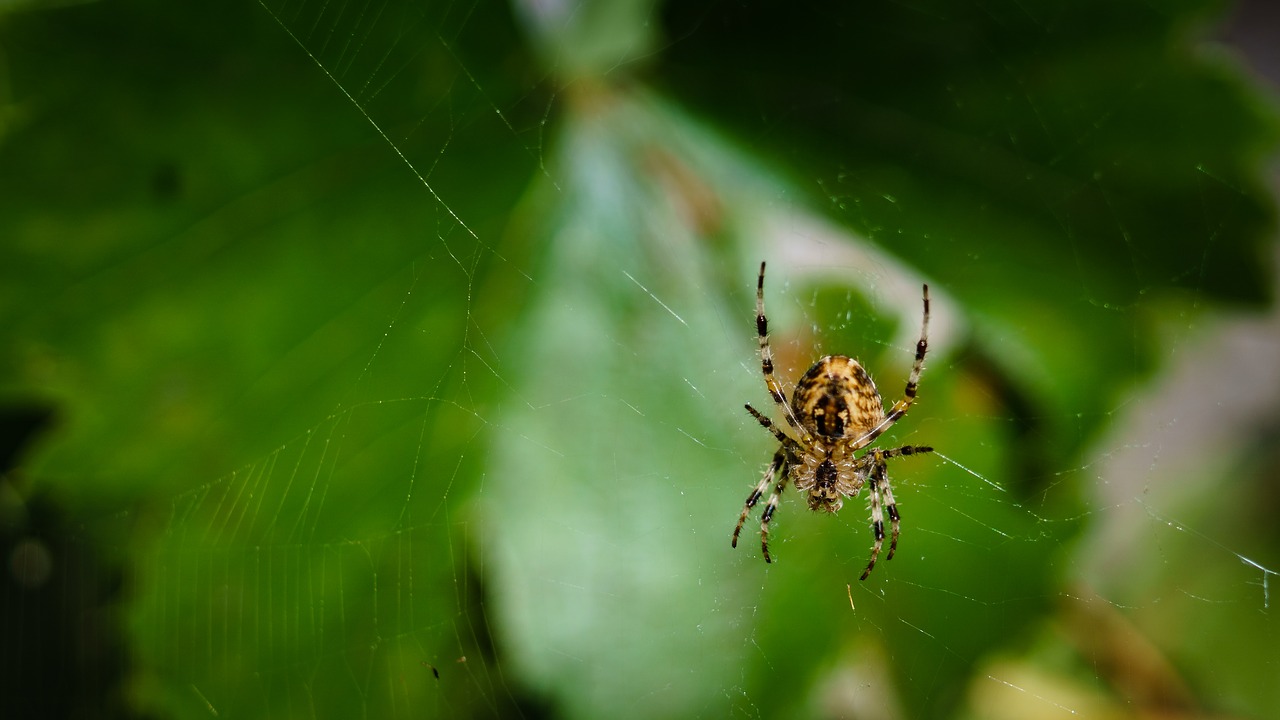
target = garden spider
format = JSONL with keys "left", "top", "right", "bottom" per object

{"left": 732, "top": 262, "right": 933, "bottom": 580}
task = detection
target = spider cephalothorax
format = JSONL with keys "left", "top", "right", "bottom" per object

{"left": 732, "top": 262, "right": 933, "bottom": 580}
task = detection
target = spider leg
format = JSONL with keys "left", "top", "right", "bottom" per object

{"left": 882, "top": 284, "right": 930, "bottom": 426}
{"left": 755, "top": 262, "right": 814, "bottom": 444}
{"left": 860, "top": 450, "right": 889, "bottom": 580}
{"left": 880, "top": 445, "right": 933, "bottom": 461}
{"left": 733, "top": 448, "right": 783, "bottom": 550}
{"left": 758, "top": 460, "right": 792, "bottom": 563}
{"left": 875, "top": 453, "right": 906, "bottom": 561}
{"left": 745, "top": 403, "right": 791, "bottom": 445}
{"left": 867, "top": 445, "right": 930, "bottom": 571}
{"left": 881, "top": 464, "right": 901, "bottom": 562}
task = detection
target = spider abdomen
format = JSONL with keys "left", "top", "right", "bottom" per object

{"left": 790, "top": 355, "right": 886, "bottom": 440}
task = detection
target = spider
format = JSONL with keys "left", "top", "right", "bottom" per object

{"left": 732, "top": 261, "right": 933, "bottom": 580}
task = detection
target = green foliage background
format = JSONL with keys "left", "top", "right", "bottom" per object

{"left": 1, "top": 0, "right": 1276, "bottom": 718}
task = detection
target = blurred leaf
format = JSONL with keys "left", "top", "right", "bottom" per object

{"left": 1, "top": 0, "right": 542, "bottom": 716}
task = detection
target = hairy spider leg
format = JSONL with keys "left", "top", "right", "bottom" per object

{"left": 877, "top": 444, "right": 932, "bottom": 562}
{"left": 860, "top": 451, "right": 890, "bottom": 580}
{"left": 858, "top": 445, "right": 932, "bottom": 579}
{"left": 848, "top": 284, "right": 930, "bottom": 453}
{"left": 733, "top": 447, "right": 784, "bottom": 550}
{"left": 755, "top": 262, "right": 814, "bottom": 445}
{"left": 757, "top": 458, "right": 792, "bottom": 564}
{"left": 744, "top": 403, "right": 791, "bottom": 445}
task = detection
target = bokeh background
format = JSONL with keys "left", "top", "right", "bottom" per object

{"left": 2, "top": 0, "right": 1278, "bottom": 718}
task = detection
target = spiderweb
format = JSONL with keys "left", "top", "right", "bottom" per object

{"left": 1, "top": 1, "right": 1277, "bottom": 718}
